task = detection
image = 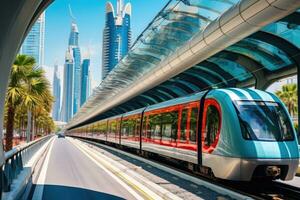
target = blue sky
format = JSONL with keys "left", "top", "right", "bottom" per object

{"left": 44, "top": 0, "right": 168, "bottom": 88}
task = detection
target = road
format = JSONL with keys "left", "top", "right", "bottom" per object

{"left": 32, "top": 137, "right": 137, "bottom": 200}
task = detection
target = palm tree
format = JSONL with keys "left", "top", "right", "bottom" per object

{"left": 5, "top": 55, "right": 35, "bottom": 151}
{"left": 22, "top": 67, "right": 53, "bottom": 142}
{"left": 4, "top": 55, "right": 54, "bottom": 150}
{"left": 275, "top": 83, "right": 298, "bottom": 117}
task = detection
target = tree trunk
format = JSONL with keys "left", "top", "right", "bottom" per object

{"left": 35, "top": 122, "right": 38, "bottom": 138}
{"left": 26, "top": 109, "right": 32, "bottom": 143}
{"left": 5, "top": 103, "right": 15, "bottom": 151}
{"left": 31, "top": 114, "right": 35, "bottom": 140}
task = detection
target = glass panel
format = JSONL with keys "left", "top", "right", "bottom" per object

{"left": 181, "top": 109, "right": 188, "bottom": 141}
{"left": 204, "top": 106, "right": 220, "bottom": 146}
{"left": 208, "top": 57, "right": 252, "bottom": 81}
{"left": 149, "top": 114, "right": 162, "bottom": 140}
{"left": 190, "top": 107, "right": 198, "bottom": 143}
{"left": 235, "top": 101, "right": 294, "bottom": 141}
{"left": 142, "top": 116, "right": 149, "bottom": 139}
{"left": 99, "top": 121, "right": 107, "bottom": 134}
{"left": 263, "top": 22, "right": 300, "bottom": 48}
{"left": 161, "top": 111, "right": 178, "bottom": 141}
{"left": 135, "top": 118, "right": 141, "bottom": 139}
{"left": 228, "top": 38, "right": 292, "bottom": 71}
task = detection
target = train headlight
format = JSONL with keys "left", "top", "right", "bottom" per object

{"left": 265, "top": 166, "right": 281, "bottom": 177}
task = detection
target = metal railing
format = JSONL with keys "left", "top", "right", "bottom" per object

{"left": 0, "top": 135, "right": 52, "bottom": 196}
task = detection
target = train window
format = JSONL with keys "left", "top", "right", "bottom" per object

{"left": 135, "top": 118, "right": 141, "bottom": 139}
{"left": 204, "top": 105, "right": 220, "bottom": 146}
{"left": 121, "top": 119, "right": 128, "bottom": 137}
{"left": 149, "top": 114, "right": 162, "bottom": 140}
{"left": 99, "top": 121, "right": 106, "bottom": 134}
{"left": 235, "top": 101, "right": 294, "bottom": 141}
{"left": 180, "top": 109, "right": 188, "bottom": 141}
{"left": 110, "top": 120, "right": 117, "bottom": 134}
{"left": 121, "top": 118, "right": 136, "bottom": 138}
{"left": 143, "top": 115, "right": 153, "bottom": 139}
{"left": 190, "top": 107, "right": 198, "bottom": 143}
{"left": 161, "top": 111, "right": 178, "bottom": 141}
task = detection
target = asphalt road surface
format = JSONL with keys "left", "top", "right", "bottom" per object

{"left": 34, "top": 137, "right": 136, "bottom": 200}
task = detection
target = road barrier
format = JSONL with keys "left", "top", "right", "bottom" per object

{"left": 0, "top": 135, "right": 52, "bottom": 199}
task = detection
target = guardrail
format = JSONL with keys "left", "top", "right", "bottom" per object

{"left": 0, "top": 135, "right": 52, "bottom": 196}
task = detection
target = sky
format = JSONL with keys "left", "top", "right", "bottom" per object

{"left": 44, "top": 0, "right": 169, "bottom": 89}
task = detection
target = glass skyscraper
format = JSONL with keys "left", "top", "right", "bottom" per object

{"left": 52, "top": 64, "right": 61, "bottom": 121}
{"left": 69, "top": 22, "right": 82, "bottom": 115}
{"left": 61, "top": 22, "right": 82, "bottom": 122}
{"left": 102, "top": 0, "right": 131, "bottom": 80}
{"left": 61, "top": 48, "right": 74, "bottom": 122}
{"left": 20, "top": 12, "right": 45, "bottom": 67}
{"left": 80, "top": 59, "right": 90, "bottom": 106}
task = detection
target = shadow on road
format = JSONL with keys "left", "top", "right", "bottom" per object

{"left": 31, "top": 184, "right": 126, "bottom": 200}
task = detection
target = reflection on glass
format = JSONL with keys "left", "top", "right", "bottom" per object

{"left": 181, "top": 109, "right": 188, "bottom": 141}
{"left": 190, "top": 107, "right": 198, "bottom": 143}
{"left": 235, "top": 101, "right": 294, "bottom": 141}
{"left": 204, "top": 106, "right": 220, "bottom": 146}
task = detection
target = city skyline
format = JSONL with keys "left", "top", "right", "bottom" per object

{"left": 44, "top": 0, "right": 168, "bottom": 90}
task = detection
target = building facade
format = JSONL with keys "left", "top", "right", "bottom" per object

{"left": 69, "top": 22, "right": 82, "bottom": 115}
{"left": 61, "top": 21, "right": 82, "bottom": 122}
{"left": 52, "top": 64, "right": 61, "bottom": 121}
{"left": 102, "top": 0, "right": 131, "bottom": 80}
{"left": 20, "top": 12, "right": 45, "bottom": 67}
{"left": 61, "top": 48, "right": 74, "bottom": 122}
{"left": 80, "top": 59, "right": 90, "bottom": 106}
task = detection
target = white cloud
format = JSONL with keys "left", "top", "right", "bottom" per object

{"left": 81, "top": 44, "right": 101, "bottom": 59}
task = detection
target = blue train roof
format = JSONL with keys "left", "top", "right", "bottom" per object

{"left": 216, "top": 88, "right": 278, "bottom": 102}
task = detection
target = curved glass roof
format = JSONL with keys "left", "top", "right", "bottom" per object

{"left": 69, "top": 1, "right": 300, "bottom": 129}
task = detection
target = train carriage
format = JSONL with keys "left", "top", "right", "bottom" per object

{"left": 67, "top": 88, "right": 299, "bottom": 181}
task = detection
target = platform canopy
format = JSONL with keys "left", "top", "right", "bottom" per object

{"left": 68, "top": 0, "right": 300, "bottom": 129}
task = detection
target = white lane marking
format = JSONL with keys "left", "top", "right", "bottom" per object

{"left": 69, "top": 138, "right": 145, "bottom": 200}
{"left": 32, "top": 138, "right": 55, "bottom": 200}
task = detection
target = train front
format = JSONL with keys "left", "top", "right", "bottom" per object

{"left": 209, "top": 88, "right": 299, "bottom": 181}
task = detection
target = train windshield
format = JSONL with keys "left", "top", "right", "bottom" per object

{"left": 234, "top": 101, "right": 294, "bottom": 141}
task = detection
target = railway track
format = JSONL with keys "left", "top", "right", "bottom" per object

{"left": 76, "top": 137, "right": 300, "bottom": 200}
{"left": 218, "top": 180, "right": 300, "bottom": 200}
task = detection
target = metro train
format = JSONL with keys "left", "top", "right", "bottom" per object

{"left": 67, "top": 88, "right": 300, "bottom": 181}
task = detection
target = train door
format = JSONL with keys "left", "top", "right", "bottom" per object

{"left": 201, "top": 99, "right": 221, "bottom": 154}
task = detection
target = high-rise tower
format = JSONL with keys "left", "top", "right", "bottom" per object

{"left": 68, "top": 22, "right": 82, "bottom": 115}
{"left": 52, "top": 64, "right": 61, "bottom": 121}
{"left": 61, "top": 48, "right": 74, "bottom": 122}
{"left": 102, "top": 0, "right": 131, "bottom": 80}
{"left": 80, "top": 59, "right": 90, "bottom": 106}
{"left": 20, "top": 12, "right": 45, "bottom": 67}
